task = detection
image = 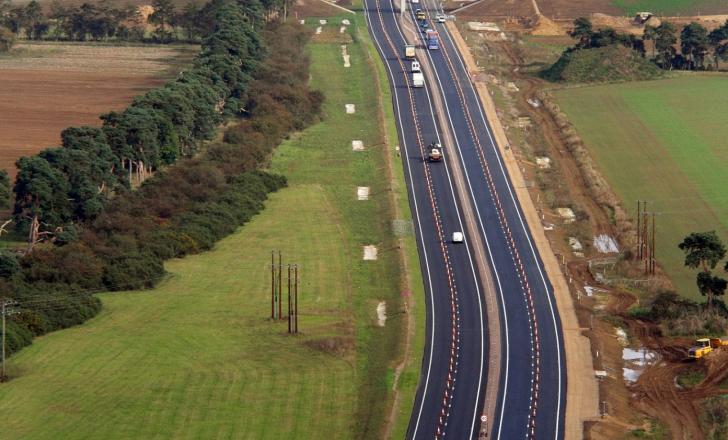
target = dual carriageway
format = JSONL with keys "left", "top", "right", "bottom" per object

{"left": 362, "top": 1, "right": 567, "bottom": 438}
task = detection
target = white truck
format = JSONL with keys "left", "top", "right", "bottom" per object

{"left": 412, "top": 72, "right": 424, "bottom": 88}
{"left": 411, "top": 60, "right": 421, "bottom": 72}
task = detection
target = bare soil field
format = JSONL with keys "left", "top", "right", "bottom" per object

{"left": 0, "top": 42, "right": 197, "bottom": 176}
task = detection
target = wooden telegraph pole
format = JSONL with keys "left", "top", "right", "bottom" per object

{"left": 636, "top": 200, "right": 642, "bottom": 259}
{"left": 651, "top": 213, "right": 657, "bottom": 274}
{"left": 287, "top": 264, "right": 292, "bottom": 334}
{"left": 1, "top": 299, "right": 18, "bottom": 381}
{"left": 271, "top": 251, "right": 275, "bottom": 320}
{"left": 278, "top": 251, "right": 283, "bottom": 320}
{"left": 294, "top": 265, "right": 299, "bottom": 334}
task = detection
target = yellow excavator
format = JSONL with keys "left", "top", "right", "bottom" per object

{"left": 688, "top": 337, "right": 728, "bottom": 359}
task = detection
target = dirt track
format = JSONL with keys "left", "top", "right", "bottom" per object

{"left": 0, "top": 42, "right": 195, "bottom": 177}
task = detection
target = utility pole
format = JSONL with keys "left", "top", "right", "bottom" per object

{"left": 1, "top": 299, "right": 18, "bottom": 381}
{"left": 271, "top": 251, "right": 275, "bottom": 320}
{"left": 636, "top": 200, "right": 642, "bottom": 259}
{"left": 287, "top": 264, "right": 292, "bottom": 334}
{"left": 650, "top": 212, "right": 657, "bottom": 275}
{"left": 643, "top": 211, "right": 649, "bottom": 274}
{"left": 278, "top": 251, "right": 283, "bottom": 321}
{"left": 294, "top": 265, "right": 299, "bottom": 334}
{"left": 642, "top": 210, "right": 649, "bottom": 261}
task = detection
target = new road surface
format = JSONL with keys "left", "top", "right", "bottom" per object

{"left": 363, "top": 1, "right": 567, "bottom": 438}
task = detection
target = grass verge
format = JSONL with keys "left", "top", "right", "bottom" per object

{"left": 0, "top": 19, "right": 421, "bottom": 439}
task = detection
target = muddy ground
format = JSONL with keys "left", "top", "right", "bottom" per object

{"left": 0, "top": 42, "right": 196, "bottom": 177}
{"left": 456, "top": 15, "right": 728, "bottom": 439}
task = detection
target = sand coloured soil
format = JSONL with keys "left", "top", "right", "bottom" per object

{"left": 0, "top": 42, "right": 196, "bottom": 177}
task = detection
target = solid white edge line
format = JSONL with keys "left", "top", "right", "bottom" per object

{"left": 437, "top": 14, "right": 565, "bottom": 439}
{"left": 383, "top": 3, "right": 488, "bottom": 438}
{"left": 407, "top": 5, "right": 513, "bottom": 439}
{"left": 361, "top": 5, "right": 438, "bottom": 439}
{"left": 393, "top": 5, "right": 494, "bottom": 439}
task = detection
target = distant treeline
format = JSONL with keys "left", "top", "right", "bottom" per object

{"left": 0, "top": 0, "right": 290, "bottom": 43}
{"left": 544, "top": 17, "right": 728, "bottom": 81}
{"left": 0, "top": 0, "right": 322, "bottom": 358}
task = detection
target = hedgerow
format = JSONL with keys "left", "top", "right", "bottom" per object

{"left": 0, "top": 0, "right": 322, "bottom": 358}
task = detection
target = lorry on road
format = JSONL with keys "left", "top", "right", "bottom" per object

{"left": 415, "top": 9, "right": 425, "bottom": 20}
{"left": 404, "top": 44, "right": 415, "bottom": 59}
{"left": 426, "top": 30, "right": 439, "bottom": 50}
{"left": 412, "top": 72, "right": 424, "bottom": 88}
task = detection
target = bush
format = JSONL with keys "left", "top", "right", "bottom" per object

{"left": 2, "top": 12, "right": 314, "bottom": 361}
{"left": 542, "top": 45, "right": 663, "bottom": 83}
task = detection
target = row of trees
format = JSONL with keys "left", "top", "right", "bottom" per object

{"left": 569, "top": 17, "right": 728, "bottom": 70}
{"left": 0, "top": 0, "right": 323, "bottom": 357}
{"left": 0, "top": 0, "right": 290, "bottom": 43}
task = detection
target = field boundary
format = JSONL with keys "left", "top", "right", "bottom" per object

{"left": 446, "top": 22, "right": 599, "bottom": 439}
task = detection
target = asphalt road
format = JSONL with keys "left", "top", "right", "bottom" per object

{"left": 362, "top": 1, "right": 567, "bottom": 439}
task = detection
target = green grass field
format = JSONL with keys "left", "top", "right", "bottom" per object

{"left": 612, "top": 0, "right": 728, "bottom": 16}
{"left": 0, "top": 19, "right": 423, "bottom": 439}
{"left": 554, "top": 75, "right": 728, "bottom": 299}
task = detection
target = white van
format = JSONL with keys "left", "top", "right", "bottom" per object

{"left": 412, "top": 72, "right": 424, "bottom": 88}
{"left": 452, "top": 232, "right": 464, "bottom": 243}
{"left": 412, "top": 0, "right": 419, "bottom": 4}
{"left": 411, "top": 60, "right": 421, "bottom": 73}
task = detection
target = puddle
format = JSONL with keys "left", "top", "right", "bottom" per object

{"left": 376, "top": 301, "right": 386, "bottom": 326}
{"left": 623, "top": 347, "right": 659, "bottom": 384}
{"left": 594, "top": 234, "right": 619, "bottom": 254}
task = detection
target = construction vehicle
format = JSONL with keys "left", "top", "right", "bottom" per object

{"left": 687, "top": 336, "right": 728, "bottom": 359}
{"left": 412, "top": 72, "right": 424, "bottom": 88}
{"left": 710, "top": 336, "right": 728, "bottom": 348}
{"left": 688, "top": 338, "right": 712, "bottom": 359}
{"left": 404, "top": 44, "right": 415, "bottom": 59}
{"left": 415, "top": 9, "right": 425, "bottom": 20}
{"left": 426, "top": 29, "right": 439, "bottom": 50}
{"left": 428, "top": 147, "right": 442, "bottom": 161}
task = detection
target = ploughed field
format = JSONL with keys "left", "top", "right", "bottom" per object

{"left": 0, "top": 42, "right": 197, "bottom": 176}
{"left": 554, "top": 75, "right": 728, "bottom": 299}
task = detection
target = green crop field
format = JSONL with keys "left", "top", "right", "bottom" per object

{"left": 0, "top": 18, "right": 423, "bottom": 439}
{"left": 554, "top": 75, "right": 728, "bottom": 299}
{"left": 612, "top": 0, "right": 728, "bottom": 16}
